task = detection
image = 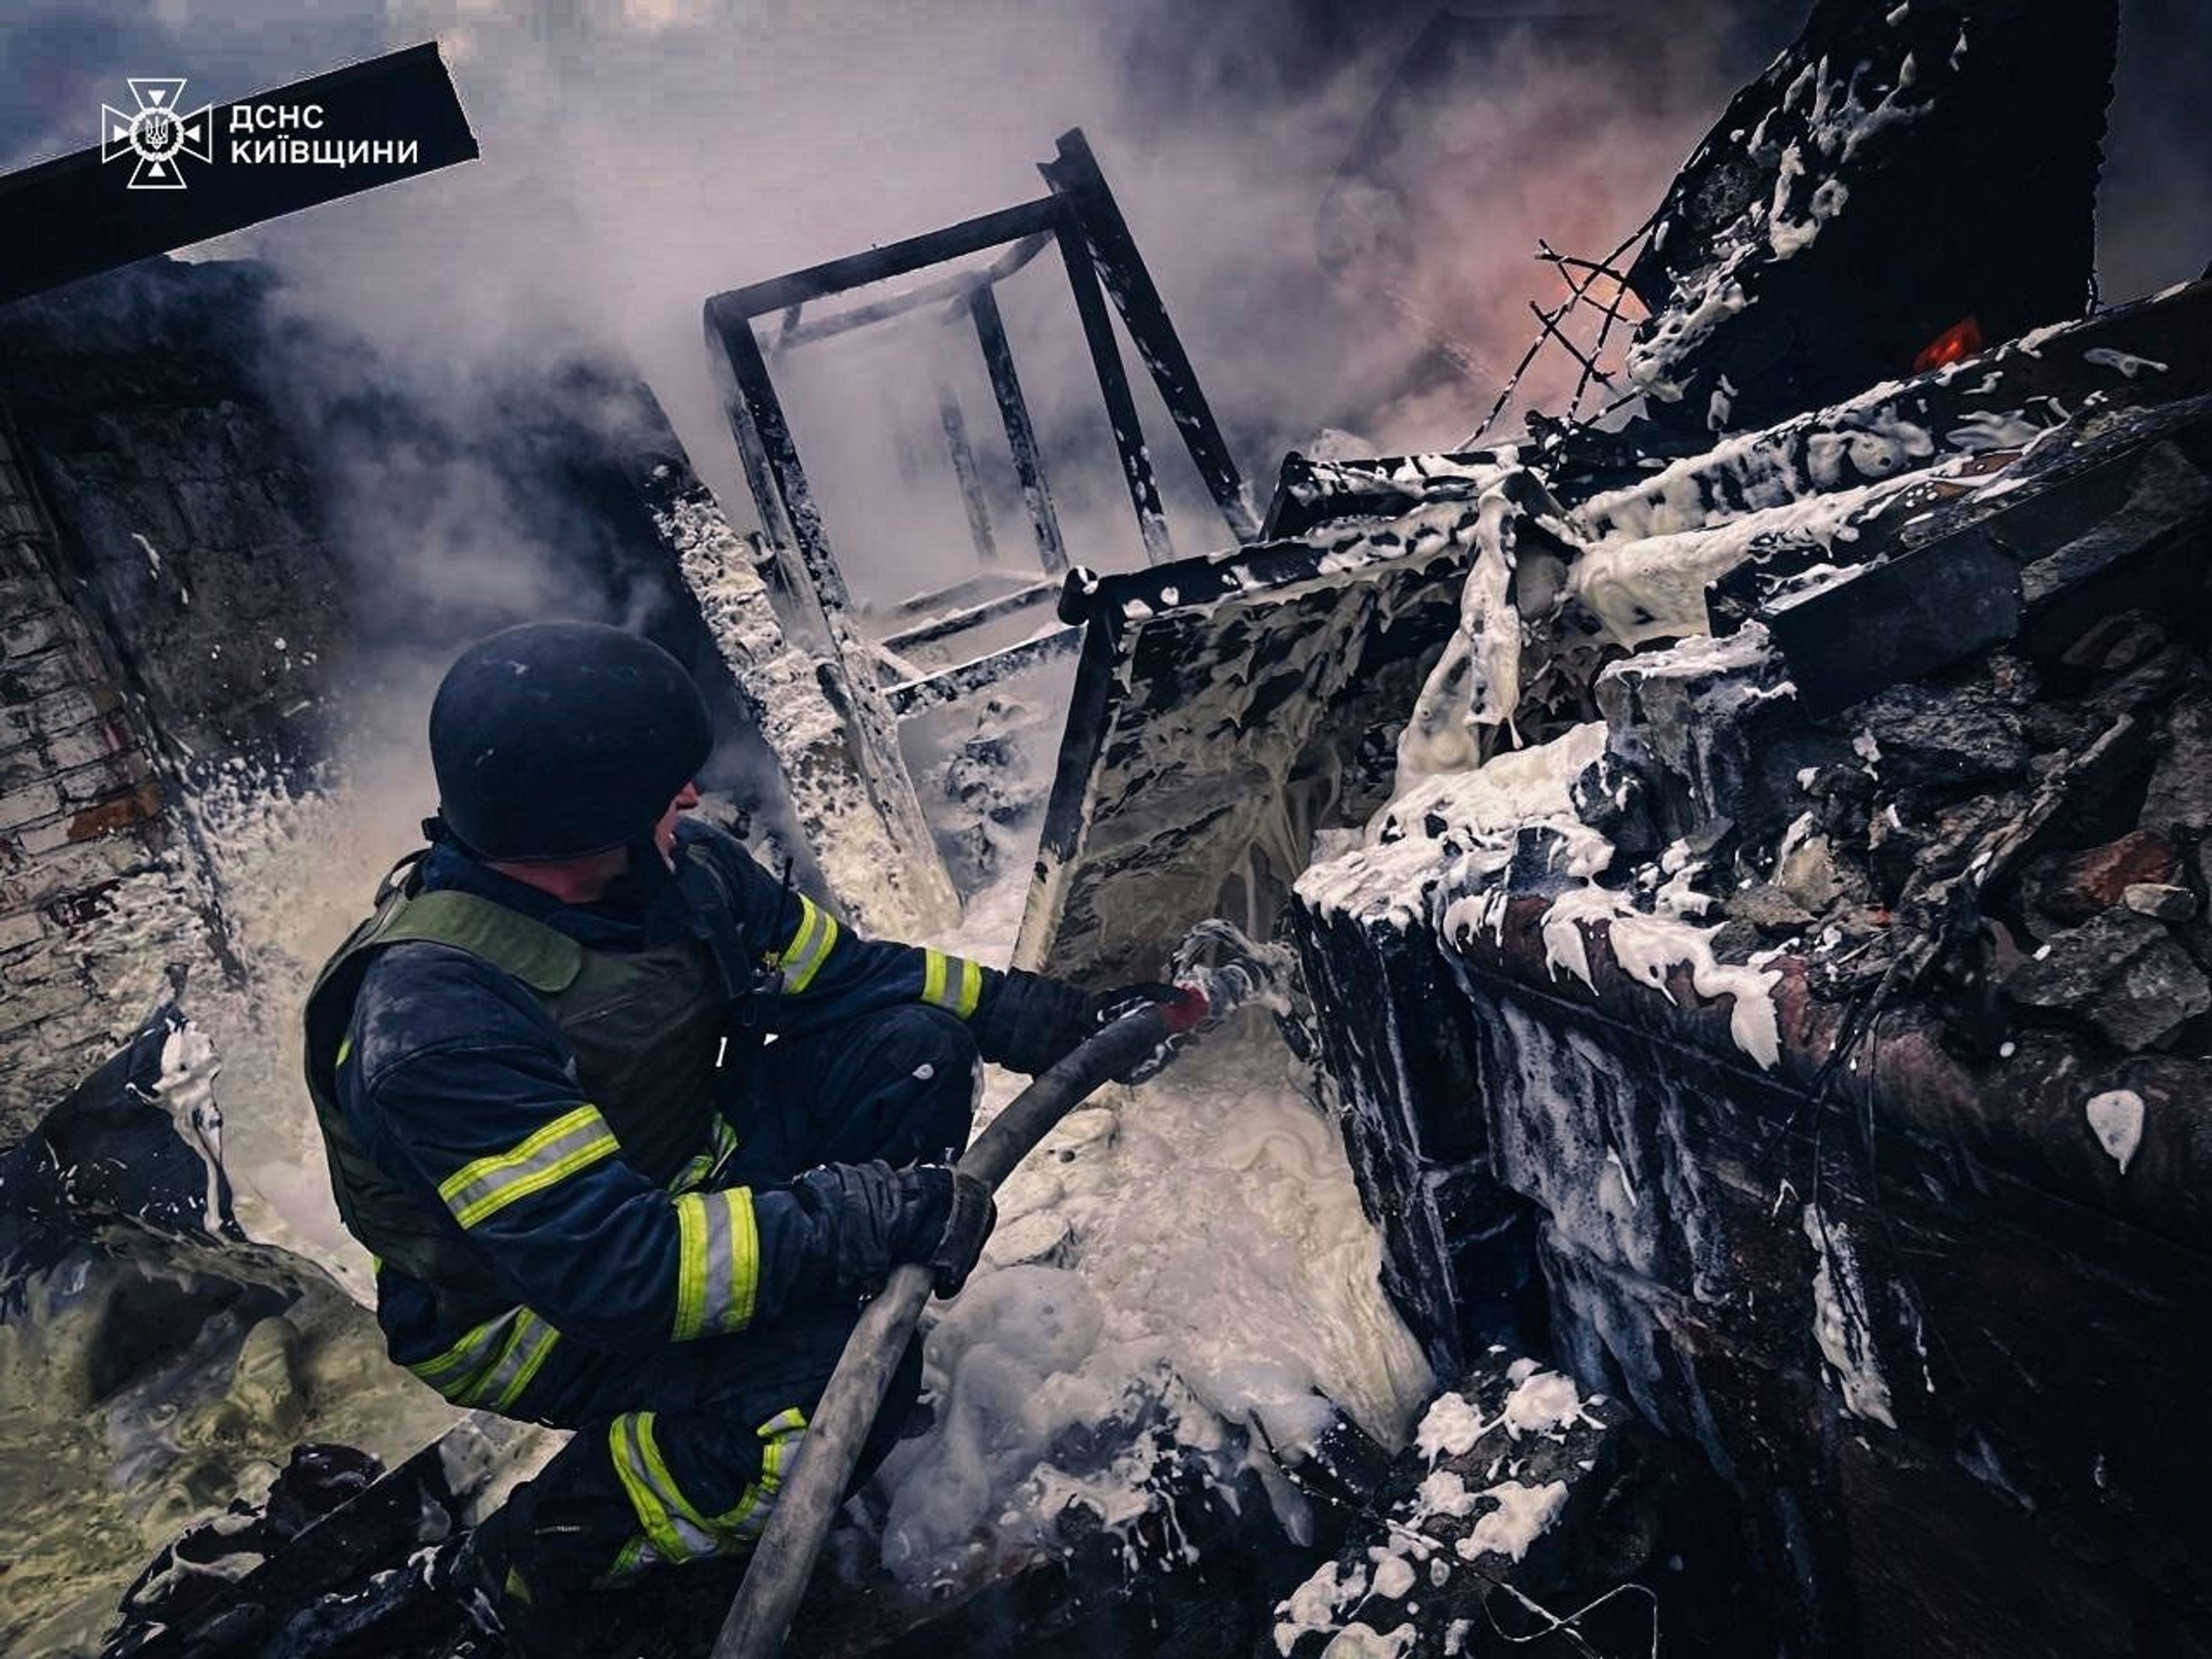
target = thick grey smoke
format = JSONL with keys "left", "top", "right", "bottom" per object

{"left": 3, "top": 0, "right": 2206, "bottom": 704}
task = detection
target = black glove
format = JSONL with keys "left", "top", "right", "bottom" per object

{"left": 794, "top": 1160, "right": 907, "bottom": 1287}
{"left": 973, "top": 971, "right": 1187, "bottom": 1076}
{"left": 970, "top": 969, "right": 1094, "bottom": 1075}
{"left": 794, "top": 1160, "right": 995, "bottom": 1297}
{"left": 921, "top": 1167, "right": 995, "bottom": 1298}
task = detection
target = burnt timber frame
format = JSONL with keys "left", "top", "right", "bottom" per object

{"left": 702, "top": 128, "right": 1256, "bottom": 724}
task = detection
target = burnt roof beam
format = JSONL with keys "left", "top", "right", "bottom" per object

{"left": 1040, "top": 128, "right": 1259, "bottom": 544}
{"left": 965, "top": 278, "right": 1069, "bottom": 578}
{"left": 706, "top": 196, "right": 1065, "bottom": 324}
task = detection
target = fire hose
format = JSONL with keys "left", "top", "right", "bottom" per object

{"left": 711, "top": 922, "right": 1279, "bottom": 1659}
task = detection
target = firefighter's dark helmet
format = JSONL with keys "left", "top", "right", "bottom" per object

{"left": 428, "top": 621, "right": 713, "bottom": 861}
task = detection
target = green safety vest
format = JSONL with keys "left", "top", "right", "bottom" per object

{"left": 302, "top": 850, "right": 752, "bottom": 1325}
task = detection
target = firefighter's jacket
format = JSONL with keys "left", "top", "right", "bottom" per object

{"left": 304, "top": 820, "right": 1024, "bottom": 1411}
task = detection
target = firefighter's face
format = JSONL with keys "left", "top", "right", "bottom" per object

{"left": 654, "top": 781, "right": 702, "bottom": 865}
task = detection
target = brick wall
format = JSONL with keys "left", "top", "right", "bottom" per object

{"left": 0, "top": 411, "right": 207, "bottom": 1140}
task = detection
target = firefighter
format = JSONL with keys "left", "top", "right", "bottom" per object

{"left": 304, "top": 620, "right": 1163, "bottom": 1643}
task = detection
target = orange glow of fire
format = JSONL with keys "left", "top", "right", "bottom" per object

{"left": 1914, "top": 315, "right": 1984, "bottom": 373}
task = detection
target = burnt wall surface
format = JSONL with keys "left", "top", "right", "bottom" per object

{"left": 1626, "top": 0, "right": 2118, "bottom": 433}
{"left": 0, "top": 261, "right": 353, "bottom": 767}
{"left": 0, "top": 409, "right": 202, "bottom": 1139}
{"left": 0, "top": 256, "right": 817, "bottom": 1137}
{"left": 1296, "top": 883, "right": 2212, "bottom": 1658}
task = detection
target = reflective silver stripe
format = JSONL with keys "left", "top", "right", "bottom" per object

{"left": 609, "top": 1412, "right": 719, "bottom": 1563}
{"left": 921, "top": 949, "right": 984, "bottom": 1018}
{"left": 672, "top": 1187, "right": 759, "bottom": 1340}
{"left": 464, "top": 1309, "right": 560, "bottom": 1411}
{"left": 405, "top": 1309, "right": 514, "bottom": 1393}
{"left": 405, "top": 1306, "right": 559, "bottom": 1411}
{"left": 732, "top": 1409, "right": 808, "bottom": 1541}
{"left": 775, "top": 896, "right": 839, "bottom": 994}
{"left": 438, "top": 1105, "right": 619, "bottom": 1229}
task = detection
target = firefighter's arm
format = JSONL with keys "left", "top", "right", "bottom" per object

{"left": 690, "top": 824, "right": 1097, "bottom": 1073}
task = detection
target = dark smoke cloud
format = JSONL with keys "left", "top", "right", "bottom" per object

{"left": 2, "top": 0, "right": 2205, "bottom": 613}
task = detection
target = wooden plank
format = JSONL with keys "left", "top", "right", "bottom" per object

{"left": 1041, "top": 129, "right": 1257, "bottom": 543}
{"left": 968, "top": 281, "right": 1069, "bottom": 577}
{"left": 705, "top": 197, "right": 1063, "bottom": 324}
{"left": 1050, "top": 215, "right": 1173, "bottom": 565}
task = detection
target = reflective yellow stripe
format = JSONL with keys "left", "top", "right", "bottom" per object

{"left": 605, "top": 1535, "right": 655, "bottom": 1584}
{"left": 711, "top": 1408, "right": 809, "bottom": 1540}
{"left": 605, "top": 1409, "right": 808, "bottom": 1572}
{"left": 772, "top": 896, "right": 839, "bottom": 994}
{"left": 670, "top": 1119, "right": 744, "bottom": 1196}
{"left": 407, "top": 1315, "right": 507, "bottom": 1388}
{"left": 610, "top": 1412, "right": 722, "bottom": 1563}
{"left": 609, "top": 1414, "right": 685, "bottom": 1562}
{"left": 335, "top": 1036, "right": 353, "bottom": 1066}
{"left": 467, "top": 1310, "right": 560, "bottom": 1411}
{"left": 671, "top": 1188, "right": 760, "bottom": 1340}
{"left": 673, "top": 1193, "right": 707, "bottom": 1339}
{"left": 922, "top": 950, "right": 984, "bottom": 1019}
{"left": 437, "top": 1105, "right": 620, "bottom": 1230}
{"left": 404, "top": 1305, "right": 559, "bottom": 1412}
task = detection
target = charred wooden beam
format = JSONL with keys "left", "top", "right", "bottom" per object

{"left": 706, "top": 197, "right": 1063, "bottom": 324}
{"left": 704, "top": 305, "right": 960, "bottom": 931}
{"left": 1051, "top": 214, "right": 1174, "bottom": 565}
{"left": 937, "top": 384, "right": 1000, "bottom": 566}
{"left": 887, "top": 626, "right": 1080, "bottom": 716}
{"left": 878, "top": 578, "right": 1058, "bottom": 656}
{"left": 1041, "top": 128, "right": 1259, "bottom": 543}
{"left": 967, "top": 279, "right": 1070, "bottom": 577}
{"left": 774, "top": 270, "right": 973, "bottom": 352}
{"left": 1760, "top": 531, "right": 2026, "bottom": 719}
{"left": 710, "top": 310, "right": 853, "bottom": 620}
{"left": 862, "top": 570, "right": 1035, "bottom": 625}
{"left": 770, "top": 233, "right": 1054, "bottom": 353}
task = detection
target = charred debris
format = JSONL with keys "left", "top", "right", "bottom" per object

{"left": 5, "top": 0, "right": 2211, "bottom": 1654}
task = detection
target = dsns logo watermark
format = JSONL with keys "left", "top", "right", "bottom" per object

{"left": 101, "top": 78, "right": 214, "bottom": 190}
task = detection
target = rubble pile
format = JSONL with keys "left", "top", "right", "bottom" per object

{"left": 0, "top": 1010, "right": 473, "bottom": 1657}
{"left": 981, "top": 1, "right": 2212, "bottom": 1645}
{"left": 1268, "top": 1355, "right": 1660, "bottom": 1659}
{"left": 1279, "top": 287, "right": 2212, "bottom": 1654}
{"left": 1244, "top": 47, "right": 2210, "bottom": 1658}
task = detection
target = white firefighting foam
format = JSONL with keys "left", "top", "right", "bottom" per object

{"left": 870, "top": 881, "right": 1433, "bottom": 1591}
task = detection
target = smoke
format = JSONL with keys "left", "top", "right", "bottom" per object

{"left": 7, "top": 0, "right": 2203, "bottom": 604}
